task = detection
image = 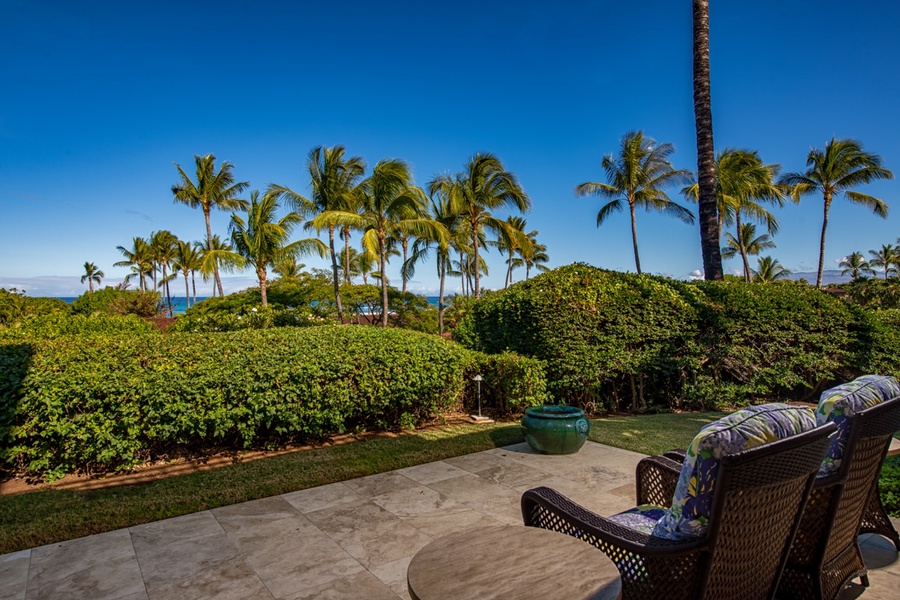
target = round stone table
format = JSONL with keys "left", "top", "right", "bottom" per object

{"left": 407, "top": 524, "right": 621, "bottom": 600}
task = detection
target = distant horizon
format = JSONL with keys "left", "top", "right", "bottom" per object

{"left": 1, "top": 267, "right": 862, "bottom": 299}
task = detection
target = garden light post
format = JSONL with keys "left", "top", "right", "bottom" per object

{"left": 470, "top": 374, "right": 492, "bottom": 423}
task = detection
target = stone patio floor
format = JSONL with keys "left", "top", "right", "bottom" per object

{"left": 1, "top": 440, "right": 898, "bottom": 599}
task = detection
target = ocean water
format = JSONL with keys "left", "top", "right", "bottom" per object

{"left": 58, "top": 295, "right": 442, "bottom": 315}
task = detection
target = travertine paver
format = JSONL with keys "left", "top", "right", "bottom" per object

{"left": 1, "top": 441, "right": 898, "bottom": 599}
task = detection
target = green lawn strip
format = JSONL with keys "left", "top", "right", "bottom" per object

{"left": 0, "top": 423, "right": 523, "bottom": 555}
{"left": 588, "top": 412, "right": 727, "bottom": 456}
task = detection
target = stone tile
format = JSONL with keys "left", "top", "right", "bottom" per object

{"left": 340, "top": 472, "right": 419, "bottom": 498}
{"left": 0, "top": 550, "right": 30, "bottom": 600}
{"left": 371, "top": 485, "right": 459, "bottom": 519}
{"left": 144, "top": 555, "right": 272, "bottom": 600}
{"left": 115, "top": 592, "right": 150, "bottom": 600}
{"left": 394, "top": 461, "right": 470, "bottom": 485}
{"left": 860, "top": 533, "right": 900, "bottom": 570}
{"left": 305, "top": 501, "right": 432, "bottom": 569}
{"left": 281, "top": 570, "right": 400, "bottom": 600}
{"left": 443, "top": 451, "right": 510, "bottom": 474}
{"left": 369, "top": 555, "right": 412, "bottom": 599}
{"left": 249, "top": 541, "right": 364, "bottom": 599}
{"left": 473, "top": 461, "right": 556, "bottom": 489}
{"left": 400, "top": 505, "right": 504, "bottom": 539}
{"left": 131, "top": 511, "right": 241, "bottom": 587}
{"left": 281, "top": 482, "right": 366, "bottom": 514}
{"left": 26, "top": 530, "right": 144, "bottom": 600}
{"left": 427, "top": 474, "right": 523, "bottom": 524}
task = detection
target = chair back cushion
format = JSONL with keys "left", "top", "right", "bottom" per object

{"left": 652, "top": 403, "right": 817, "bottom": 540}
{"left": 815, "top": 374, "right": 900, "bottom": 477}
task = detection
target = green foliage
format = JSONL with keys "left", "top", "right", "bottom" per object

{"left": 71, "top": 287, "right": 161, "bottom": 318}
{"left": 0, "top": 326, "right": 495, "bottom": 479}
{"left": 457, "top": 264, "right": 701, "bottom": 411}
{"left": 17, "top": 313, "right": 155, "bottom": 338}
{"left": 687, "top": 280, "right": 860, "bottom": 405}
{"left": 468, "top": 352, "right": 550, "bottom": 414}
{"left": 0, "top": 289, "right": 69, "bottom": 328}
{"left": 839, "top": 278, "right": 900, "bottom": 309}
{"left": 880, "top": 455, "right": 900, "bottom": 517}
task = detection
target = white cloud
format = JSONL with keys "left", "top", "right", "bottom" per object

{"left": 688, "top": 269, "right": 703, "bottom": 281}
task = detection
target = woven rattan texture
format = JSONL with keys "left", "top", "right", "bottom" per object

{"left": 859, "top": 482, "right": 900, "bottom": 549}
{"left": 522, "top": 425, "right": 834, "bottom": 600}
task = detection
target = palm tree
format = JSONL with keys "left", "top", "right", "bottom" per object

{"left": 577, "top": 131, "right": 693, "bottom": 274}
{"left": 272, "top": 256, "right": 307, "bottom": 279}
{"left": 195, "top": 235, "right": 242, "bottom": 297}
{"left": 81, "top": 262, "right": 104, "bottom": 292}
{"left": 430, "top": 153, "right": 530, "bottom": 298}
{"left": 721, "top": 223, "right": 776, "bottom": 281}
{"left": 495, "top": 216, "right": 532, "bottom": 288}
{"left": 780, "top": 138, "right": 894, "bottom": 288}
{"left": 172, "top": 241, "right": 203, "bottom": 309}
{"left": 522, "top": 236, "right": 550, "bottom": 280}
{"left": 230, "top": 190, "right": 326, "bottom": 307}
{"left": 693, "top": 0, "right": 723, "bottom": 280}
{"left": 684, "top": 148, "right": 787, "bottom": 282}
{"left": 269, "top": 146, "right": 365, "bottom": 323}
{"left": 171, "top": 154, "right": 249, "bottom": 297}
{"left": 150, "top": 230, "right": 179, "bottom": 316}
{"left": 354, "top": 250, "right": 376, "bottom": 285}
{"left": 868, "top": 244, "right": 899, "bottom": 280}
{"left": 752, "top": 256, "right": 792, "bottom": 283}
{"left": 114, "top": 236, "right": 153, "bottom": 291}
{"left": 315, "top": 159, "right": 446, "bottom": 326}
{"left": 839, "top": 251, "right": 873, "bottom": 281}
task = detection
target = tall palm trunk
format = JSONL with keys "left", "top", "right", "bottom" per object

{"left": 258, "top": 265, "right": 268, "bottom": 307}
{"left": 161, "top": 264, "right": 173, "bottom": 317}
{"left": 379, "top": 229, "right": 389, "bottom": 327}
{"left": 183, "top": 271, "right": 190, "bottom": 310}
{"left": 438, "top": 257, "right": 446, "bottom": 336}
{"left": 629, "top": 199, "right": 642, "bottom": 274}
{"left": 817, "top": 194, "right": 832, "bottom": 288}
{"left": 328, "top": 225, "right": 344, "bottom": 322}
{"left": 343, "top": 228, "right": 351, "bottom": 284}
{"left": 736, "top": 214, "right": 751, "bottom": 283}
{"left": 471, "top": 216, "right": 482, "bottom": 298}
{"left": 693, "top": 0, "right": 723, "bottom": 280}
{"left": 205, "top": 207, "right": 225, "bottom": 297}
{"left": 402, "top": 238, "right": 409, "bottom": 293}
{"left": 191, "top": 271, "right": 197, "bottom": 305}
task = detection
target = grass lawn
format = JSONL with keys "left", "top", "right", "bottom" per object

{"left": 1, "top": 411, "right": 895, "bottom": 555}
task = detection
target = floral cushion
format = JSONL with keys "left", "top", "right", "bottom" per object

{"left": 651, "top": 403, "right": 817, "bottom": 540}
{"left": 815, "top": 375, "right": 900, "bottom": 477}
{"left": 607, "top": 505, "right": 668, "bottom": 535}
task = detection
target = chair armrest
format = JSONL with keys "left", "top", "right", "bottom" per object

{"left": 636, "top": 456, "right": 682, "bottom": 506}
{"left": 663, "top": 449, "right": 687, "bottom": 462}
{"left": 522, "top": 486, "right": 705, "bottom": 556}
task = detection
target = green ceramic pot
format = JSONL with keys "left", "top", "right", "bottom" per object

{"left": 521, "top": 405, "right": 590, "bottom": 454}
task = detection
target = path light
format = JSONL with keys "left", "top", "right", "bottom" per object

{"left": 470, "top": 374, "right": 493, "bottom": 423}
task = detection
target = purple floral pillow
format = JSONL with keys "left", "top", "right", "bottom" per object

{"left": 651, "top": 403, "right": 816, "bottom": 540}
{"left": 815, "top": 375, "right": 900, "bottom": 477}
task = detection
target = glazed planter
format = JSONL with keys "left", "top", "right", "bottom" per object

{"left": 522, "top": 405, "right": 590, "bottom": 454}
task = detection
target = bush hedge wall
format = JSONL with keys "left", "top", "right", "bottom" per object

{"left": 457, "top": 264, "right": 899, "bottom": 410}
{"left": 0, "top": 326, "right": 546, "bottom": 479}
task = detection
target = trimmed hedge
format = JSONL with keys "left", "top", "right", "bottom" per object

{"left": 457, "top": 264, "right": 899, "bottom": 410}
{"left": 458, "top": 265, "right": 701, "bottom": 411}
{"left": 0, "top": 326, "right": 547, "bottom": 479}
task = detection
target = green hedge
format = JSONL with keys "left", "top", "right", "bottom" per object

{"left": 458, "top": 265, "right": 701, "bottom": 411}
{"left": 456, "top": 264, "right": 899, "bottom": 409}
{"left": 0, "top": 326, "right": 546, "bottom": 479}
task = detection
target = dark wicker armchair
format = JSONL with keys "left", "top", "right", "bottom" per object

{"left": 776, "top": 395, "right": 900, "bottom": 600}
{"left": 522, "top": 423, "right": 836, "bottom": 600}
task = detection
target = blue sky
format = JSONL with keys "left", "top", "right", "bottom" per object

{"left": 1, "top": 0, "right": 899, "bottom": 296}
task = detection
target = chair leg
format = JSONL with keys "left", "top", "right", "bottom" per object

{"left": 860, "top": 573, "right": 870, "bottom": 587}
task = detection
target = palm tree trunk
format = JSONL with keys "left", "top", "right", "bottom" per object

{"left": 736, "top": 214, "right": 751, "bottom": 283}
{"left": 817, "top": 194, "right": 831, "bottom": 288}
{"left": 162, "top": 265, "right": 173, "bottom": 317}
{"left": 191, "top": 272, "right": 197, "bottom": 305}
{"left": 205, "top": 207, "right": 224, "bottom": 297}
{"left": 184, "top": 272, "right": 190, "bottom": 310}
{"left": 258, "top": 265, "right": 268, "bottom": 307}
{"left": 328, "top": 225, "right": 344, "bottom": 323}
{"left": 629, "top": 201, "right": 642, "bottom": 274}
{"left": 438, "top": 257, "right": 446, "bottom": 337}
{"left": 693, "top": 0, "right": 723, "bottom": 281}
{"left": 402, "top": 238, "right": 409, "bottom": 293}
{"left": 379, "top": 231, "right": 389, "bottom": 327}
{"left": 472, "top": 219, "right": 481, "bottom": 298}
{"left": 343, "top": 228, "right": 351, "bottom": 285}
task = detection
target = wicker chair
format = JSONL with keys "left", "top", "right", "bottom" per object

{"left": 776, "top": 395, "right": 900, "bottom": 600}
{"left": 859, "top": 461, "right": 900, "bottom": 550}
{"left": 522, "top": 422, "right": 836, "bottom": 600}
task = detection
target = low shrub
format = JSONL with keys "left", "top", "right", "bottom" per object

{"left": 466, "top": 352, "right": 550, "bottom": 415}
{"left": 880, "top": 455, "right": 900, "bottom": 517}
{"left": 71, "top": 287, "right": 161, "bottom": 318}
{"left": 0, "top": 326, "right": 542, "bottom": 479}
{"left": 0, "top": 288, "right": 69, "bottom": 328}
{"left": 17, "top": 313, "right": 155, "bottom": 337}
